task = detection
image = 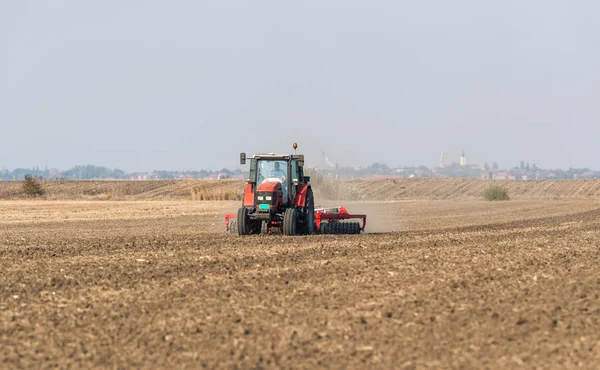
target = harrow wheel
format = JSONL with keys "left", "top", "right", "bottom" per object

{"left": 228, "top": 219, "right": 237, "bottom": 235}
{"left": 320, "top": 221, "right": 362, "bottom": 234}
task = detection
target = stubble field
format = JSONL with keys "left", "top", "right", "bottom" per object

{"left": 2, "top": 197, "right": 600, "bottom": 369}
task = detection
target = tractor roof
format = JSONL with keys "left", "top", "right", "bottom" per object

{"left": 252, "top": 153, "right": 303, "bottom": 160}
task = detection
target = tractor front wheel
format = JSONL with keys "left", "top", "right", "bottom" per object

{"left": 283, "top": 208, "right": 297, "bottom": 236}
{"left": 237, "top": 207, "right": 251, "bottom": 235}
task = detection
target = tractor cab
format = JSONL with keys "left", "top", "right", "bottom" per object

{"left": 242, "top": 153, "right": 309, "bottom": 206}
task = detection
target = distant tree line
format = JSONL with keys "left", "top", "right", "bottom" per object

{"left": 0, "top": 165, "right": 245, "bottom": 181}
{"left": 312, "top": 161, "right": 600, "bottom": 180}
{"left": 0, "top": 161, "right": 598, "bottom": 181}
{"left": 62, "top": 165, "right": 125, "bottom": 180}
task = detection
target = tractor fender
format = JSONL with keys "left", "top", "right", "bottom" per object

{"left": 294, "top": 184, "right": 311, "bottom": 207}
{"left": 243, "top": 183, "right": 254, "bottom": 207}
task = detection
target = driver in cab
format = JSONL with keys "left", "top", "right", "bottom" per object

{"left": 271, "top": 162, "right": 286, "bottom": 182}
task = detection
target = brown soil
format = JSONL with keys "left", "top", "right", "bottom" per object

{"left": 2, "top": 199, "right": 600, "bottom": 369}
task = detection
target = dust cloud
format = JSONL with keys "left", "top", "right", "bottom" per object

{"left": 311, "top": 175, "right": 406, "bottom": 233}
{"left": 343, "top": 202, "right": 407, "bottom": 234}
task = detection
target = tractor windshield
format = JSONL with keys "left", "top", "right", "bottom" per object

{"left": 257, "top": 160, "right": 287, "bottom": 184}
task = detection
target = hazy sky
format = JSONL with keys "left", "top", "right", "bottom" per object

{"left": 2, "top": 1, "right": 599, "bottom": 172}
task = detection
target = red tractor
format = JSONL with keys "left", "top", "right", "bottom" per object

{"left": 225, "top": 144, "right": 366, "bottom": 235}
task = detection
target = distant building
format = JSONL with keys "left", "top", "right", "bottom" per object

{"left": 460, "top": 149, "right": 467, "bottom": 168}
{"left": 494, "top": 172, "right": 512, "bottom": 180}
{"left": 440, "top": 150, "right": 445, "bottom": 168}
{"left": 576, "top": 171, "right": 597, "bottom": 179}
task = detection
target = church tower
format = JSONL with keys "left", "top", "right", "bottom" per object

{"left": 440, "top": 150, "right": 445, "bottom": 168}
{"left": 460, "top": 149, "right": 467, "bottom": 167}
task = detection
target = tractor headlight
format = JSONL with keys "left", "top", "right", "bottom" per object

{"left": 265, "top": 196, "right": 272, "bottom": 201}
{"left": 257, "top": 196, "right": 264, "bottom": 201}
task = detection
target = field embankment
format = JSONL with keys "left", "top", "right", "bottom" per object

{"left": 2, "top": 178, "right": 600, "bottom": 201}
{"left": 0, "top": 180, "right": 245, "bottom": 200}
{"left": 340, "top": 178, "right": 600, "bottom": 200}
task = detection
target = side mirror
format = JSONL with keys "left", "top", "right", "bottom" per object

{"left": 240, "top": 153, "right": 246, "bottom": 165}
{"left": 297, "top": 154, "right": 304, "bottom": 167}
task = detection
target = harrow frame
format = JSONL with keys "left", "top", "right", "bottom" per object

{"left": 225, "top": 205, "right": 366, "bottom": 234}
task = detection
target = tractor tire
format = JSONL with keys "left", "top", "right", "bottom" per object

{"left": 302, "top": 188, "right": 315, "bottom": 235}
{"left": 237, "top": 207, "right": 250, "bottom": 235}
{"left": 321, "top": 223, "right": 328, "bottom": 234}
{"left": 283, "top": 208, "right": 297, "bottom": 236}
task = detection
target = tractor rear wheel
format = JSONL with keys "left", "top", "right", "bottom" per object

{"left": 283, "top": 208, "right": 297, "bottom": 236}
{"left": 302, "top": 188, "right": 315, "bottom": 235}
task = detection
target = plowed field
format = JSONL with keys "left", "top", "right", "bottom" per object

{"left": 2, "top": 199, "right": 600, "bottom": 369}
